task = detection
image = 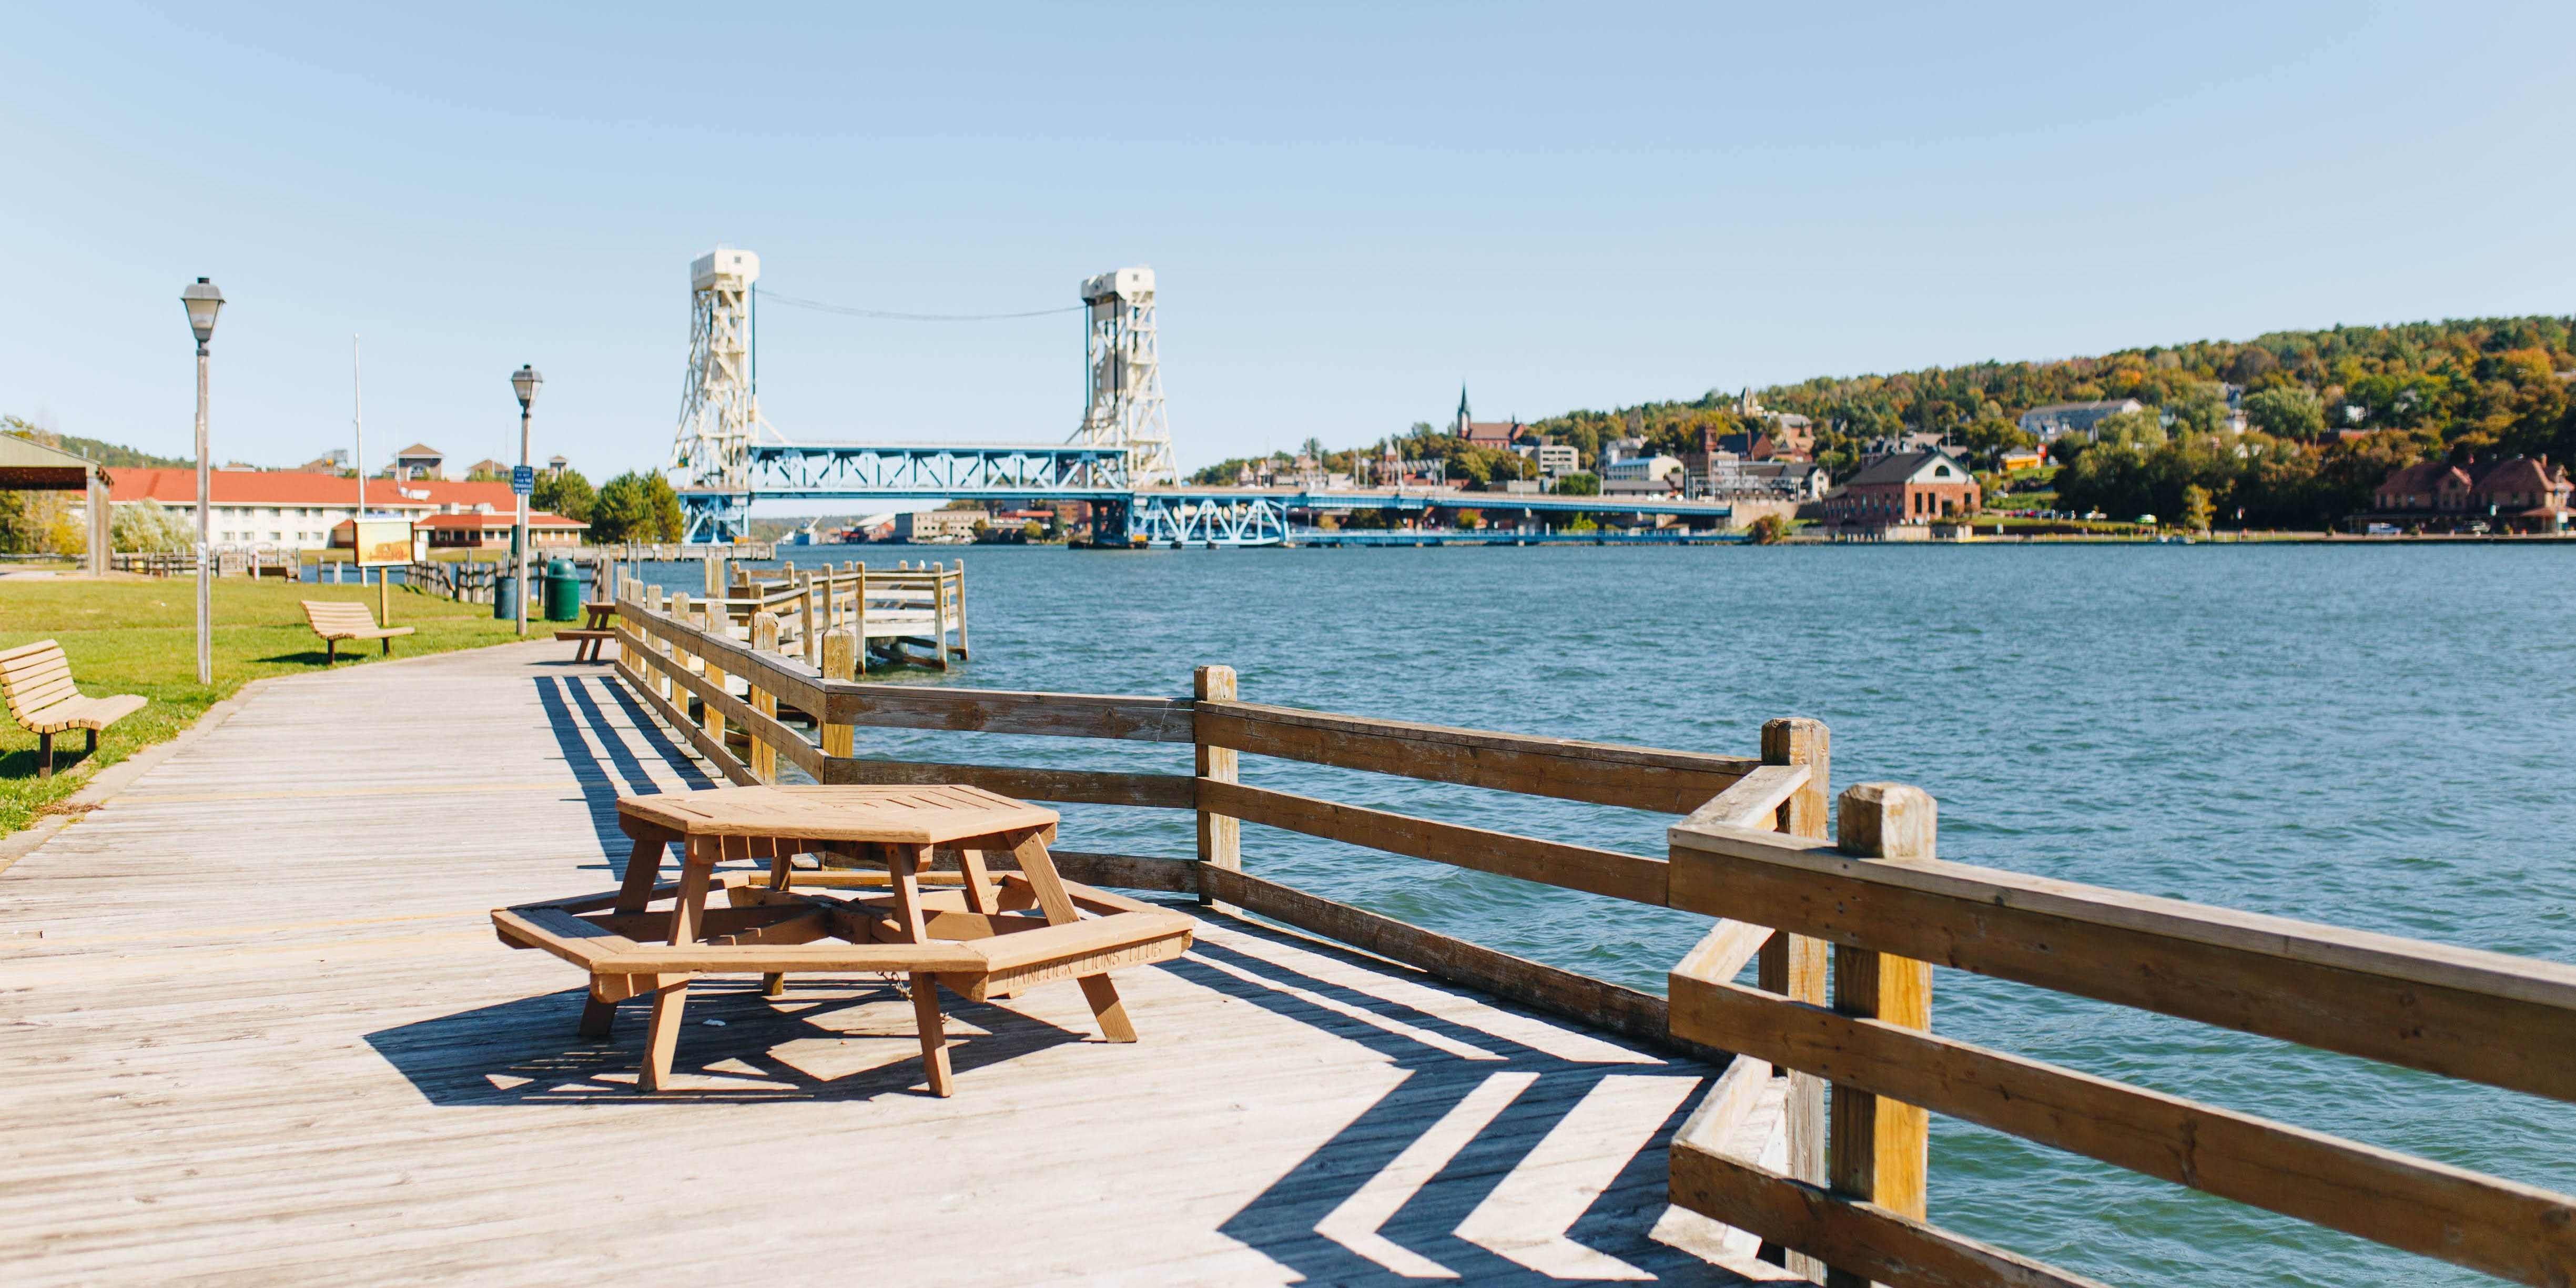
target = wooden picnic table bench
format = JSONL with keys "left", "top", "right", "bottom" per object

{"left": 557, "top": 601, "right": 618, "bottom": 661}
{"left": 493, "top": 784, "right": 1194, "bottom": 1096}
{"left": 300, "top": 600, "right": 416, "bottom": 666}
{"left": 0, "top": 640, "right": 145, "bottom": 779}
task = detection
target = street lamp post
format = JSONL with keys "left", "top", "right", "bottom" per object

{"left": 180, "top": 278, "right": 224, "bottom": 685}
{"left": 511, "top": 365, "right": 543, "bottom": 637}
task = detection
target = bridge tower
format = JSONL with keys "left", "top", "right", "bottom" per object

{"left": 668, "top": 248, "right": 769, "bottom": 537}
{"left": 1073, "top": 267, "right": 1177, "bottom": 487}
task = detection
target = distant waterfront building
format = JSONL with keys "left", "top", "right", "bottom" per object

{"left": 2017, "top": 399, "right": 2144, "bottom": 442}
{"left": 1824, "top": 449, "right": 1980, "bottom": 529}
{"left": 1601, "top": 454, "right": 1682, "bottom": 484}
{"left": 111, "top": 469, "right": 531, "bottom": 551}
{"left": 464, "top": 458, "right": 509, "bottom": 481}
{"left": 1688, "top": 459, "right": 1828, "bottom": 503}
{"left": 897, "top": 509, "right": 990, "bottom": 542}
{"left": 410, "top": 510, "right": 587, "bottom": 550}
{"left": 2363, "top": 456, "right": 2572, "bottom": 532}
{"left": 1535, "top": 443, "right": 1580, "bottom": 478}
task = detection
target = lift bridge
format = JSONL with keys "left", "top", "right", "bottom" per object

{"left": 666, "top": 250, "right": 1732, "bottom": 545}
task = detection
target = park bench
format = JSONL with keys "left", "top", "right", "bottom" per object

{"left": 0, "top": 640, "right": 145, "bottom": 779}
{"left": 300, "top": 600, "right": 416, "bottom": 666}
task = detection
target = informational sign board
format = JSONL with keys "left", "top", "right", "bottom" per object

{"left": 352, "top": 518, "right": 416, "bottom": 569}
{"left": 511, "top": 465, "right": 534, "bottom": 496}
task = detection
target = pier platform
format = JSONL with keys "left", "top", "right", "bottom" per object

{"left": 0, "top": 643, "right": 1773, "bottom": 1285}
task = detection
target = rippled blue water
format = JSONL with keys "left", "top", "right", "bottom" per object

{"left": 645, "top": 543, "right": 2576, "bottom": 1287}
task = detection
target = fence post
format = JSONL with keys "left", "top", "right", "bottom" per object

{"left": 702, "top": 550, "right": 719, "bottom": 598}
{"left": 820, "top": 629, "right": 856, "bottom": 759}
{"left": 853, "top": 562, "right": 869, "bottom": 675}
{"left": 1194, "top": 665, "right": 1240, "bottom": 909}
{"left": 801, "top": 569, "right": 820, "bottom": 666}
{"left": 1823, "top": 782, "right": 1935, "bottom": 1287}
{"left": 748, "top": 611, "right": 779, "bottom": 783}
{"left": 1758, "top": 716, "right": 1831, "bottom": 1281}
{"left": 952, "top": 556, "right": 969, "bottom": 661}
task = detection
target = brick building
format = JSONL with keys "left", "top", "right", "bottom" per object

{"left": 1823, "top": 449, "right": 1980, "bottom": 530}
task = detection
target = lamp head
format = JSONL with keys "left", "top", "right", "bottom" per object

{"left": 180, "top": 277, "right": 224, "bottom": 345}
{"left": 512, "top": 364, "right": 543, "bottom": 410}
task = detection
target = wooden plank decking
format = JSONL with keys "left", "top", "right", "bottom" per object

{"left": 0, "top": 642, "right": 1779, "bottom": 1286}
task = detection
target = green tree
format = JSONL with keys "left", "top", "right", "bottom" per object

{"left": 1747, "top": 513, "right": 1791, "bottom": 544}
{"left": 1554, "top": 472, "right": 1600, "bottom": 496}
{"left": 2242, "top": 386, "right": 2325, "bottom": 440}
{"left": 531, "top": 467, "right": 595, "bottom": 523}
{"left": 591, "top": 471, "right": 686, "bottom": 542}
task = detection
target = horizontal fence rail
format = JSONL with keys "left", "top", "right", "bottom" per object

{"left": 599, "top": 570, "right": 2576, "bottom": 1287}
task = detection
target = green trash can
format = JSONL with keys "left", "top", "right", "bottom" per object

{"left": 542, "top": 557, "right": 583, "bottom": 623}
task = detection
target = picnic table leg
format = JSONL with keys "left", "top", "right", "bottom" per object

{"left": 1007, "top": 829, "right": 1140, "bottom": 1043}
{"left": 638, "top": 836, "right": 721, "bottom": 1092}
{"left": 581, "top": 830, "right": 675, "bottom": 1038}
{"left": 761, "top": 838, "right": 795, "bottom": 998}
{"left": 911, "top": 972, "right": 954, "bottom": 1097}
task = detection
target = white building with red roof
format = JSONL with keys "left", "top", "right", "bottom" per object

{"left": 107, "top": 470, "right": 557, "bottom": 551}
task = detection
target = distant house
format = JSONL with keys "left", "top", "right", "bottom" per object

{"left": 2017, "top": 399, "right": 2144, "bottom": 442}
{"left": 1535, "top": 443, "right": 1580, "bottom": 478}
{"left": 1824, "top": 450, "right": 1980, "bottom": 529}
{"left": 464, "top": 459, "right": 509, "bottom": 481}
{"left": 1999, "top": 448, "right": 2047, "bottom": 473}
{"left": 2365, "top": 457, "right": 2572, "bottom": 532}
{"left": 392, "top": 443, "right": 446, "bottom": 481}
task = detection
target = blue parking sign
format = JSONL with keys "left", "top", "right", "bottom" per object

{"left": 511, "top": 465, "right": 534, "bottom": 495}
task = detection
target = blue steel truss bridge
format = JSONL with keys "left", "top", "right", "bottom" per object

{"left": 681, "top": 441, "right": 1735, "bottom": 547}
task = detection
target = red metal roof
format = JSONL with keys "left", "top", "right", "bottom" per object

{"left": 109, "top": 469, "right": 522, "bottom": 510}
{"left": 412, "top": 511, "right": 585, "bottom": 530}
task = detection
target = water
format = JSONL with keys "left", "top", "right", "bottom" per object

{"left": 642, "top": 543, "right": 2576, "bottom": 1286}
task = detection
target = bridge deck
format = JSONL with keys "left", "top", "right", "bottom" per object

{"left": 0, "top": 643, "right": 1775, "bottom": 1285}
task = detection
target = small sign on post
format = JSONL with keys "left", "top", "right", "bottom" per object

{"left": 511, "top": 465, "right": 534, "bottom": 496}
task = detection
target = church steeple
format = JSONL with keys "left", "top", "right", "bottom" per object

{"left": 1456, "top": 384, "right": 1472, "bottom": 435}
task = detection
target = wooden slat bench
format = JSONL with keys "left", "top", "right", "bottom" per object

{"left": 301, "top": 600, "right": 417, "bottom": 666}
{"left": 0, "top": 640, "right": 145, "bottom": 779}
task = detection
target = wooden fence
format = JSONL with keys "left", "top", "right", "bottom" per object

{"left": 603, "top": 571, "right": 2576, "bottom": 1287}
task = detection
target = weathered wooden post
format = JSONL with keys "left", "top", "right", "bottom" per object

{"left": 648, "top": 586, "right": 673, "bottom": 703}
{"left": 1194, "top": 665, "right": 1240, "bottom": 909}
{"left": 801, "top": 568, "right": 820, "bottom": 666}
{"left": 820, "top": 628, "right": 857, "bottom": 758}
{"left": 853, "top": 561, "right": 870, "bottom": 675}
{"left": 748, "top": 611, "right": 779, "bottom": 783}
{"left": 952, "top": 556, "right": 969, "bottom": 661}
{"left": 932, "top": 561, "right": 952, "bottom": 671}
{"left": 1823, "top": 782, "right": 1935, "bottom": 1288}
{"left": 702, "top": 549, "right": 719, "bottom": 598}
{"left": 1758, "top": 716, "right": 1831, "bottom": 1281}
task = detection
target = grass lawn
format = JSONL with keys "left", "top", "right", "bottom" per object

{"left": 0, "top": 575, "right": 535, "bottom": 835}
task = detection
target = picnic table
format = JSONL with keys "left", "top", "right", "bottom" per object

{"left": 557, "top": 601, "right": 618, "bottom": 662}
{"left": 493, "top": 784, "right": 1194, "bottom": 1095}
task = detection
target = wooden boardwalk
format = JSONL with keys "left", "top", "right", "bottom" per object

{"left": 0, "top": 643, "right": 1780, "bottom": 1286}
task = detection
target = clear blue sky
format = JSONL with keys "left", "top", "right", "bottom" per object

{"left": 5, "top": 3, "right": 2571, "bottom": 483}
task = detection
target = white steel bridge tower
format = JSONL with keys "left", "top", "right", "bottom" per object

{"left": 1074, "top": 266, "right": 1176, "bottom": 487}
{"left": 668, "top": 248, "right": 772, "bottom": 499}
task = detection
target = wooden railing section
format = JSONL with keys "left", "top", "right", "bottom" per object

{"left": 604, "top": 572, "right": 2576, "bottom": 1286}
